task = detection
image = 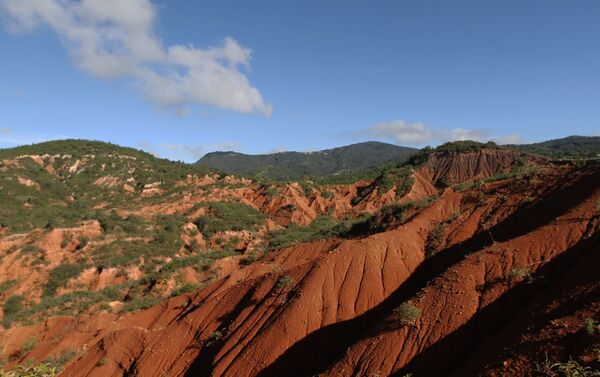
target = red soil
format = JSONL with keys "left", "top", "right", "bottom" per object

{"left": 2, "top": 150, "right": 598, "bottom": 377}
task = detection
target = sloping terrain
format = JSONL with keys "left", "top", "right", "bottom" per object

{"left": 196, "top": 141, "right": 417, "bottom": 182}
{"left": 510, "top": 135, "right": 600, "bottom": 159}
{"left": 0, "top": 140, "right": 598, "bottom": 376}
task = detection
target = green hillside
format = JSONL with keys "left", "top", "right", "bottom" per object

{"left": 196, "top": 141, "right": 417, "bottom": 182}
{"left": 508, "top": 135, "right": 600, "bottom": 158}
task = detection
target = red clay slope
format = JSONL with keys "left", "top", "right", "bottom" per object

{"left": 7, "top": 152, "right": 589, "bottom": 376}
{"left": 57, "top": 159, "right": 599, "bottom": 376}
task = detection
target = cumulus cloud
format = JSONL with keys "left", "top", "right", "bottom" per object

{"left": 492, "top": 134, "right": 523, "bottom": 145}
{"left": 363, "top": 120, "right": 435, "bottom": 145}
{"left": 0, "top": 0, "right": 272, "bottom": 116}
{"left": 362, "top": 119, "right": 522, "bottom": 146}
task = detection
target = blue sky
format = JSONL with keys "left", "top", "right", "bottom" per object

{"left": 0, "top": 0, "right": 599, "bottom": 161}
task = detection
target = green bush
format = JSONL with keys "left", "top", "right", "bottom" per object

{"left": 0, "top": 363, "right": 57, "bottom": 376}
{"left": 194, "top": 201, "right": 265, "bottom": 238}
{"left": 394, "top": 301, "right": 421, "bottom": 326}
{"left": 0, "top": 280, "right": 17, "bottom": 295}
{"left": 584, "top": 318, "right": 597, "bottom": 336}
{"left": 3, "top": 295, "right": 25, "bottom": 323}
{"left": 276, "top": 275, "right": 295, "bottom": 290}
{"left": 267, "top": 216, "right": 340, "bottom": 250}
{"left": 121, "top": 296, "right": 160, "bottom": 313}
{"left": 43, "top": 263, "right": 85, "bottom": 297}
{"left": 507, "top": 267, "right": 531, "bottom": 282}
{"left": 321, "top": 190, "right": 334, "bottom": 199}
{"left": 21, "top": 337, "right": 37, "bottom": 354}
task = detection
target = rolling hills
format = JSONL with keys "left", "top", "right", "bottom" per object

{"left": 0, "top": 138, "right": 598, "bottom": 376}
{"left": 196, "top": 141, "right": 418, "bottom": 182}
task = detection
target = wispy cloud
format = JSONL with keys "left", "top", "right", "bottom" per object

{"left": 0, "top": 127, "right": 11, "bottom": 135}
{"left": 361, "top": 119, "right": 523, "bottom": 146}
{"left": 140, "top": 141, "right": 241, "bottom": 161}
{"left": 0, "top": 0, "right": 272, "bottom": 116}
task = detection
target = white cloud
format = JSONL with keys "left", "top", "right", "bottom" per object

{"left": 362, "top": 118, "right": 522, "bottom": 146}
{"left": 448, "top": 128, "right": 489, "bottom": 142}
{"left": 492, "top": 134, "right": 523, "bottom": 145}
{"left": 0, "top": 127, "right": 11, "bottom": 135}
{"left": 0, "top": 0, "right": 272, "bottom": 116}
{"left": 363, "top": 120, "right": 435, "bottom": 145}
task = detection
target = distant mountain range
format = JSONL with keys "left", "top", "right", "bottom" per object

{"left": 196, "top": 141, "right": 418, "bottom": 181}
{"left": 510, "top": 135, "right": 600, "bottom": 158}
{"left": 196, "top": 136, "right": 600, "bottom": 181}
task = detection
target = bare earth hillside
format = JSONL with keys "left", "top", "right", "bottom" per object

{"left": 0, "top": 140, "right": 598, "bottom": 376}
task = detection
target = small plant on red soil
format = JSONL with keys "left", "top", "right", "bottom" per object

{"left": 536, "top": 355, "right": 600, "bottom": 377}
{"left": 507, "top": 267, "right": 532, "bottom": 283}
{"left": 584, "top": 318, "right": 598, "bottom": 336}
{"left": 276, "top": 275, "right": 295, "bottom": 290}
{"left": 0, "top": 362, "right": 57, "bottom": 377}
{"left": 394, "top": 301, "right": 421, "bottom": 326}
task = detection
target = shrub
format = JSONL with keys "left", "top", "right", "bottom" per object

{"left": 75, "top": 236, "right": 88, "bottom": 251}
{"left": 121, "top": 296, "right": 160, "bottom": 313}
{"left": 3, "top": 294, "right": 25, "bottom": 319}
{"left": 43, "top": 263, "right": 85, "bottom": 297}
{"left": 394, "top": 301, "right": 421, "bottom": 326}
{"left": 276, "top": 275, "right": 295, "bottom": 290}
{"left": 170, "top": 284, "right": 197, "bottom": 297}
{"left": 321, "top": 190, "right": 334, "bottom": 199}
{"left": 21, "top": 337, "right": 37, "bottom": 354}
{"left": 507, "top": 267, "right": 531, "bottom": 282}
{"left": 96, "top": 357, "right": 108, "bottom": 367}
{"left": 584, "top": 318, "right": 597, "bottom": 336}
{"left": 0, "top": 280, "right": 17, "bottom": 295}
{"left": 536, "top": 356, "right": 600, "bottom": 377}
{"left": 207, "top": 329, "right": 223, "bottom": 345}
{"left": 20, "top": 244, "right": 42, "bottom": 255}
{"left": 425, "top": 222, "right": 446, "bottom": 259}
{"left": 59, "top": 234, "right": 70, "bottom": 249}
{"left": 267, "top": 216, "right": 340, "bottom": 250}
{"left": 239, "top": 252, "right": 258, "bottom": 267}
{"left": 194, "top": 201, "right": 265, "bottom": 238}
{"left": 453, "top": 182, "right": 474, "bottom": 192}
{"left": 0, "top": 363, "right": 58, "bottom": 376}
